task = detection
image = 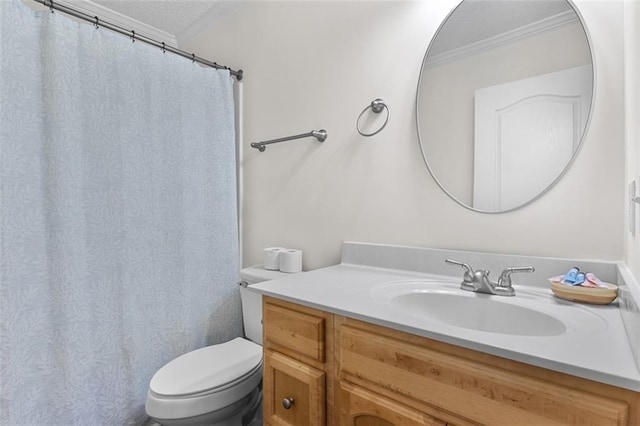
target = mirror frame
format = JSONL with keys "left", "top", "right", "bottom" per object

{"left": 415, "top": 0, "right": 597, "bottom": 214}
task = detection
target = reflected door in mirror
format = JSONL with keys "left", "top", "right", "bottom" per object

{"left": 473, "top": 65, "right": 592, "bottom": 211}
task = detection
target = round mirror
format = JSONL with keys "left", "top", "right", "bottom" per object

{"left": 416, "top": 0, "right": 594, "bottom": 213}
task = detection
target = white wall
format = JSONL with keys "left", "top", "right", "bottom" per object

{"left": 625, "top": 0, "right": 640, "bottom": 279}
{"left": 183, "top": 0, "right": 625, "bottom": 271}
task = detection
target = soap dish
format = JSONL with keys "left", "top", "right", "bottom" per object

{"left": 549, "top": 280, "right": 618, "bottom": 305}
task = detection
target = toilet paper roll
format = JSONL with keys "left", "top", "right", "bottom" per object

{"left": 279, "top": 249, "right": 303, "bottom": 273}
{"left": 263, "top": 247, "right": 285, "bottom": 270}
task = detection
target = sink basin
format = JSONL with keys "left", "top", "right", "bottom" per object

{"left": 391, "top": 291, "right": 565, "bottom": 336}
{"left": 370, "top": 280, "right": 607, "bottom": 337}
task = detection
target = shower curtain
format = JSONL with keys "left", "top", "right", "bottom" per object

{"left": 0, "top": 1, "right": 242, "bottom": 424}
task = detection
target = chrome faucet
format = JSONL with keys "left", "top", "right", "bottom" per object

{"left": 445, "top": 259, "right": 534, "bottom": 297}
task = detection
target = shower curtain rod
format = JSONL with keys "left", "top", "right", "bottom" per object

{"left": 33, "top": 0, "right": 243, "bottom": 81}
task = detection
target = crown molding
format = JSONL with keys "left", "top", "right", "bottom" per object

{"left": 59, "top": 0, "right": 178, "bottom": 47}
{"left": 425, "top": 10, "right": 578, "bottom": 69}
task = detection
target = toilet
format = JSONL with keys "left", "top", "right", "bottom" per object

{"left": 145, "top": 266, "right": 292, "bottom": 426}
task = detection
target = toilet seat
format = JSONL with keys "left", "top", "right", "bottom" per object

{"left": 150, "top": 337, "right": 262, "bottom": 397}
{"left": 145, "top": 337, "right": 263, "bottom": 422}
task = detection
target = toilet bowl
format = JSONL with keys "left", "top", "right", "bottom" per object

{"left": 145, "top": 266, "right": 293, "bottom": 426}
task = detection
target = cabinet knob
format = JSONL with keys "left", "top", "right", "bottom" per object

{"left": 282, "top": 397, "right": 294, "bottom": 410}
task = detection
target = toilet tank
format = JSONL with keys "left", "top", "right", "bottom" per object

{"left": 239, "top": 265, "right": 299, "bottom": 345}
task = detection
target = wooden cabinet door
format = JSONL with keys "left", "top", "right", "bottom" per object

{"left": 339, "top": 382, "right": 447, "bottom": 426}
{"left": 264, "top": 349, "right": 325, "bottom": 426}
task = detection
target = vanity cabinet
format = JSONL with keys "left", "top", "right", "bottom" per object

{"left": 263, "top": 350, "right": 325, "bottom": 425}
{"left": 262, "top": 297, "right": 640, "bottom": 425}
{"left": 338, "top": 382, "right": 448, "bottom": 426}
{"left": 336, "top": 316, "right": 636, "bottom": 426}
{"left": 262, "top": 297, "right": 334, "bottom": 425}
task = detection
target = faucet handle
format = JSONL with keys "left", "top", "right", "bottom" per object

{"left": 445, "top": 259, "right": 474, "bottom": 283}
{"left": 498, "top": 266, "right": 535, "bottom": 288}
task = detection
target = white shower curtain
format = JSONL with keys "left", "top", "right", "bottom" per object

{"left": 0, "top": 1, "right": 242, "bottom": 424}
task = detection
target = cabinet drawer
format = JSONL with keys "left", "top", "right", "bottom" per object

{"left": 339, "top": 381, "right": 447, "bottom": 426}
{"left": 339, "top": 325, "right": 629, "bottom": 426}
{"left": 264, "top": 349, "right": 325, "bottom": 426}
{"left": 264, "top": 301, "right": 326, "bottom": 362}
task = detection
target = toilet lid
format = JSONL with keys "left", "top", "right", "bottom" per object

{"left": 149, "top": 337, "right": 262, "bottom": 397}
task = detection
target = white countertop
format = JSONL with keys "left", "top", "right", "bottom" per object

{"left": 249, "top": 262, "right": 640, "bottom": 392}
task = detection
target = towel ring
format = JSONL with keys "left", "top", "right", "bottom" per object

{"left": 357, "top": 98, "right": 389, "bottom": 137}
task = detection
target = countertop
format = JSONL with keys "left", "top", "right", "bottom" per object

{"left": 249, "top": 262, "right": 640, "bottom": 392}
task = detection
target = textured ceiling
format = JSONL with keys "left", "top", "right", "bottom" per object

{"left": 91, "top": 0, "right": 231, "bottom": 37}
